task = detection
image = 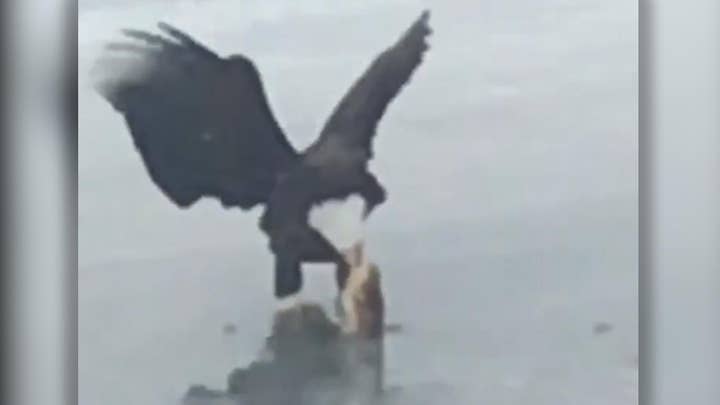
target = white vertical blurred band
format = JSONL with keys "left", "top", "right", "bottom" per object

{"left": 5, "top": 0, "right": 70, "bottom": 405}
{"left": 651, "top": 1, "right": 720, "bottom": 404}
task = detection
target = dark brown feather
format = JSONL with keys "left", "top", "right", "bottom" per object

{"left": 94, "top": 24, "right": 297, "bottom": 209}
{"left": 304, "top": 10, "right": 432, "bottom": 167}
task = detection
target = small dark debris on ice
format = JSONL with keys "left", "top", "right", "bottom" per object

{"left": 222, "top": 323, "right": 238, "bottom": 336}
{"left": 593, "top": 321, "right": 614, "bottom": 335}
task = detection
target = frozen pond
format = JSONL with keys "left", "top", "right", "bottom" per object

{"left": 79, "top": 1, "right": 638, "bottom": 404}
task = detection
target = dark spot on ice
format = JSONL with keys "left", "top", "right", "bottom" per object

{"left": 223, "top": 323, "right": 237, "bottom": 335}
{"left": 385, "top": 323, "right": 404, "bottom": 334}
{"left": 593, "top": 321, "right": 613, "bottom": 335}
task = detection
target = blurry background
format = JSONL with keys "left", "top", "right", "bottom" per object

{"left": 78, "top": 0, "right": 637, "bottom": 404}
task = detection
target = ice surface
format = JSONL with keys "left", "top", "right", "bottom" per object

{"left": 79, "top": 1, "right": 638, "bottom": 404}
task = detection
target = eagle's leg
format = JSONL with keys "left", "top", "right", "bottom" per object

{"left": 270, "top": 222, "right": 340, "bottom": 299}
{"left": 335, "top": 260, "right": 350, "bottom": 290}
{"left": 301, "top": 227, "right": 346, "bottom": 263}
{"left": 334, "top": 261, "right": 350, "bottom": 319}
{"left": 274, "top": 255, "right": 302, "bottom": 308}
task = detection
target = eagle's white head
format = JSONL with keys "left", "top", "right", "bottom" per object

{"left": 308, "top": 193, "right": 367, "bottom": 252}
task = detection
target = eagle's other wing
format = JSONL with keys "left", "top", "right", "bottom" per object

{"left": 304, "top": 10, "right": 431, "bottom": 166}
{"left": 94, "top": 23, "right": 297, "bottom": 209}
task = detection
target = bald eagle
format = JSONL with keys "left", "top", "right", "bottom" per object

{"left": 93, "top": 11, "right": 432, "bottom": 303}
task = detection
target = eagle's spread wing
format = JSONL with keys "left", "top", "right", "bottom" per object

{"left": 305, "top": 10, "right": 431, "bottom": 166}
{"left": 94, "top": 23, "right": 298, "bottom": 209}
